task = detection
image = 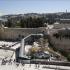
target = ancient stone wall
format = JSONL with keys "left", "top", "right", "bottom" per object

{"left": 50, "top": 37, "right": 70, "bottom": 50}
{"left": 0, "top": 27, "right": 45, "bottom": 41}
{"left": 46, "top": 28, "right": 70, "bottom": 52}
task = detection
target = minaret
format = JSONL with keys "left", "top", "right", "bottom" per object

{"left": 66, "top": 9, "right": 67, "bottom": 13}
{"left": 66, "top": 9, "right": 67, "bottom": 18}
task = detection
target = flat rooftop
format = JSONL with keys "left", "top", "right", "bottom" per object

{"left": 0, "top": 40, "right": 21, "bottom": 63}
{"left": 0, "top": 63, "right": 70, "bottom": 70}
{"left": 0, "top": 41, "right": 20, "bottom": 51}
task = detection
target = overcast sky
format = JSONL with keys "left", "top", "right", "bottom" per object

{"left": 0, "top": 0, "right": 70, "bottom": 15}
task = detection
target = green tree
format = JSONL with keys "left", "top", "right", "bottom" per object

{"left": 6, "top": 19, "right": 12, "bottom": 27}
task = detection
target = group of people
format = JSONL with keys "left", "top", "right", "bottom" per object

{"left": 1, "top": 58, "right": 16, "bottom": 65}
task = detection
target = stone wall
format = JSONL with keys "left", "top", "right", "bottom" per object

{"left": 0, "top": 27, "right": 45, "bottom": 41}
{"left": 49, "top": 29, "right": 70, "bottom": 52}
{"left": 53, "top": 24, "right": 70, "bottom": 29}
{"left": 50, "top": 37, "right": 70, "bottom": 51}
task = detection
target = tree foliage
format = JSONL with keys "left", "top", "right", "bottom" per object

{"left": 19, "top": 17, "right": 46, "bottom": 28}
{"left": 5, "top": 16, "right": 56, "bottom": 28}
{"left": 5, "top": 19, "right": 12, "bottom": 27}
